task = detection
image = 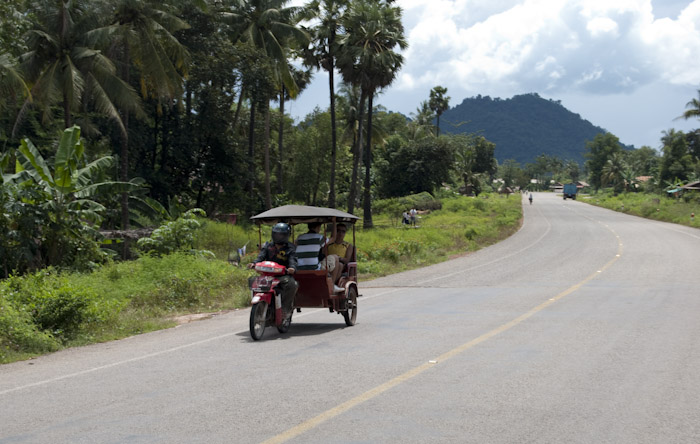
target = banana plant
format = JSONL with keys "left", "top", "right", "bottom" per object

{"left": 8, "top": 126, "right": 140, "bottom": 222}
{"left": 5, "top": 126, "right": 142, "bottom": 266}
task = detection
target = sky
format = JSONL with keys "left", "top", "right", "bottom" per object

{"left": 287, "top": 0, "right": 700, "bottom": 150}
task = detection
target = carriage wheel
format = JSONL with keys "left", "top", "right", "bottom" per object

{"left": 343, "top": 287, "right": 358, "bottom": 326}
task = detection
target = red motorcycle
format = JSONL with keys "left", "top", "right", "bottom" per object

{"left": 248, "top": 261, "right": 292, "bottom": 340}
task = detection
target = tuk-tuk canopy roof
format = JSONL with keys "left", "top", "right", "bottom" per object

{"left": 250, "top": 205, "right": 360, "bottom": 225}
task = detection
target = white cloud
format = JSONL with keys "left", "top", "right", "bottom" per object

{"left": 289, "top": 0, "right": 700, "bottom": 147}
{"left": 586, "top": 16, "right": 619, "bottom": 37}
{"left": 394, "top": 0, "right": 700, "bottom": 94}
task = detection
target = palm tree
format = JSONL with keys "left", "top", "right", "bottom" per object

{"left": 338, "top": 0, "right": 406, "bottom": 227}
{"left": 601, "top": 152, "right": 626, "bottom": 194}
{"left": 1, "top": 52, "right": 31, "bottom": 154}
{"left": 428, "top": 86, "right": 449, "bottom": 136}
{"left": 305, "top": 0, "right": 348, "bottom": 208}
{"left": 0, "top": 52, "right": 31, "bottom": 108}
{"left": 408, "top": 100, "right": 435, "bottom": 141}
{"left": 678, "top": 89, "right": 700, "bottom": 122}
{"left": 94, "top": 0, "right": 190, "bottom": 233}
{"left": 224, "top": 0, "right": 309, "bottom": 209}
{"left": 276, "top": 65, "right": 311, "bottom": 195}
{"left": 14, "top": 0, "right": 141, "bottom": 137}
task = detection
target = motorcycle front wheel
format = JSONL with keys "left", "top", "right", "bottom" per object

{"left": 249, "top": 302, "right": 268, "bottom": 341}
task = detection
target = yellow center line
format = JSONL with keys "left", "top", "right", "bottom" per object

{"left": 262, "top": 236, "right": 624, "bottom": 444}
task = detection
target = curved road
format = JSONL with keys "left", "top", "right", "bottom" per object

{"left": 2, "top": 192, "right": 700, "bottom": 443}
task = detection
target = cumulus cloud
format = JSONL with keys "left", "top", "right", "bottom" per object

{"left": 395, "top": 0, "right": 700, "bottom": 96}
{"left": 289, "top": 0, "right": 700, "bottom": 147}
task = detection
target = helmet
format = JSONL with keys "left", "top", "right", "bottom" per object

{"left": 271, "top": 222, "right": 291, "bottom": 244}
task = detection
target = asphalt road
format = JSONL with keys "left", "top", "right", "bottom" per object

{"left": 2, "top": 192, "right": 700, "bottom": 444}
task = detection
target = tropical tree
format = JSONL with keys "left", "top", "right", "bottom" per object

{"left": 337, "top": 0, "right": 406, "bottom": 226}
{"left": 376, "top": 135, "right": 454, "bottom": 197}
{"left": 454, "top": 134, "right": 496, "bottom": 196}
{"left": 1, "top": 52, "right": 31, "bottom": 154}
{"left": 0, "top": 53, "right": 31, "bottom": 109}
{"left": 275, "top": 64, "right": 312, "bottom": 196}
{"left": 4, "top": 126, "right": 141, "bottom": 268}
{"left": 224, "top": 0, "right": 309, "bottom": 210}
{"left": 585, "top": 132, "right": 622, "bottom": 192}
{"left": 428, "top": 85, "right": 449, "bottom": 136}
{"left": 563, "top": 159, "right": 581, "bottom": 183}
{"left": 601, "top": 152, "right": 626, "bottom": 194}
{"left": 678, "top": 89, "right": 700, "bottom": 166}
{"left": 626, "top": 145, "right": 659, "bottom": 177}
{"left": 285, "top": 108, "right": 333, "bottom": 204}
{"left": 678, "top": 89, "right": 700, "bottom": 122}
{"left": 95, "top": 0, "right": 190, "bottom": 234}
{"left": 304, "top": 0, "right": 349, "bottom": 208}
{"left": 498, "top": 159, "right": 520, "bottom": 189}
{"left": 0, "top": 0, "right": 30, "bottom": 58}
{"left": 658, "top": 129, "right": 693, "bottom": 183}
{"left": 407, "top": 100, "right": 436, "bottom": 141}
{"left": 15, "top": 0, "right": 141, "bottom": 136}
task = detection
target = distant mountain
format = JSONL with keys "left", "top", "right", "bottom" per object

{"left": 439, "top": 93, "right": 628, "bottom": 165}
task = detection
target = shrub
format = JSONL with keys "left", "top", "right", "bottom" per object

{"left": 0, "top": 294, "right": 60, "bottom": 363}
{"left": 137, "top": 209, "right": 214, "bottom": 257}
{"left": 3, "top": 270, "right": 100, "bottom": 340}
{"left": 374, "top": 192, "right": 442, "bottom": 215}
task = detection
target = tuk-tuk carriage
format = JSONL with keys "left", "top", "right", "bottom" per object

{"left": 248, "top": 205, "right": 359, "bottom": 340}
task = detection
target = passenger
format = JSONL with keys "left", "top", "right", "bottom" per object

{"left": 296, "top": 221, "right": 343, "bottom": 292}
{"left": 248, "top": 222, "right": 298, "bottom": 319}
{"left": 327, "top": 223, "right": 354, "bottom": 278}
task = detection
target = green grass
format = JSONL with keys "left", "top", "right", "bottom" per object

{"left": 354, "top": 194, "right": 522, "bottom": 278}
{"left": 583, "top": 191, "right": 700, "bottom": 228}
{"left": 1, "top": 193, "right": 522, "bottom": 364}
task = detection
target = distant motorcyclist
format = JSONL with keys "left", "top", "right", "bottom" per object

{"left": 249, "top": 223, "right": 298, "bottom": 318}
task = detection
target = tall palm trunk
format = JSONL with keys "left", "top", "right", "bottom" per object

{"left": 328, "top": 61, "right": 338, "bottom": 208}
{"left": 119, "top": 47, "right": 132, "bottom": 258}
{"left": 328, "top": 30, "right": 338, "bottom": 208}
{"left": 362, "top": 93, "right": 373, "bottom": 228}
{"left": 276, "top": 86, "right": 285, "bottom": 195}
{"left": 232, "top": 85, "right": 245, "bottom": 138}
{"left": 347, "top": 90, "right": 366, "bottom": 214}
{"left": 248, "top": 95, "right": 257, "bottom": 206}
{"left": 264, "top": 100, "right": 272, "bottom": 209}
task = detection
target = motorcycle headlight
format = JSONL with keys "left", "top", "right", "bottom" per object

{"left": 250, "top": 276, "right": 273, "bottom": 292}
{"left": 255, "top": 264, "right": 278, "bottom": 273}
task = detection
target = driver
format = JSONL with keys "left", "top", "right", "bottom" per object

{"left": 249, "top": 222, "right": 298, "bottom": 319}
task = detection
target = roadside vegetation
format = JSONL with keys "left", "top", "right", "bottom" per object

{"left": 0, "top": 193, "right": 521, "bottom": 364}
{"left": 583, "top": 192, "right": 700, "bottom": 228}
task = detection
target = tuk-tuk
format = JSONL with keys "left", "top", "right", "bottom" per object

{"left": 248, "top": 205, "right": 359, "bottom": 340}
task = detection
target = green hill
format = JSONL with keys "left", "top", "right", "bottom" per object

{"left": 439, "top": 93, "right": 626, "bottom": 165}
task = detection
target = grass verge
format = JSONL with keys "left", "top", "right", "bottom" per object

{"left": 582, "top": 191, "right": 700, "bottom": 228}
{"left": 1, "top": 193, "right": 522, "bottom": 364}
